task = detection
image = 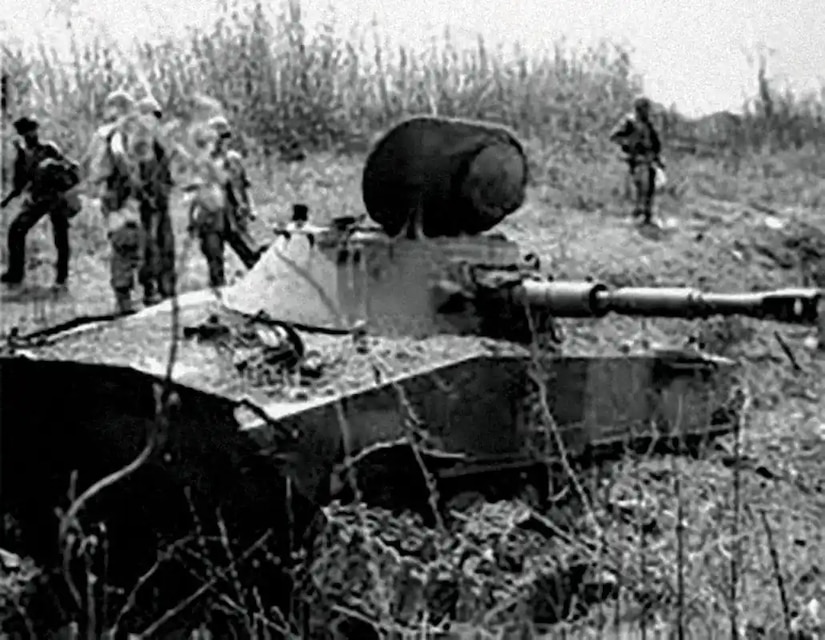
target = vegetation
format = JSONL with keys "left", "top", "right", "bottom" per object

{"left": 1, "top": 0, "right": 825, "bottom": 638}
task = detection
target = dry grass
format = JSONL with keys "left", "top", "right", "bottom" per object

{"left": 1, "top": 0, "right": 825, "bottom": 638}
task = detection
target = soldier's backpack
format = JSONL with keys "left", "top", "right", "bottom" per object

{"left": 28, "top": 141, "right": 82, "bottom": 216}
{"left": 33, "top": 154, "right": 79, "bottom": 193}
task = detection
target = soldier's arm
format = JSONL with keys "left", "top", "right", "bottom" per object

{"left": 647, "top": 124, "right": 664, "bottom": 168}
{"left": 226, "top": 150, "right": 254, "bottom": 213}
{"left": 160, "top": 139, "right": 193, "bottom": 168}
{"left": 609, "top": 115, "right": 634, "bottom": 143}
{"left": 165, "top": 142, "right": 201, "bottom": 189}
{"left": 226, "top": 151, "right": 251, "bottom": 188}
{"left": 85, "top": 129, "right": 116, "bottom": 188}
{"left": 42, "top": 141, "right": 81, "bottom": 189}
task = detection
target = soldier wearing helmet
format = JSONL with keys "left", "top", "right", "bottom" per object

{"left": 187, "top": 115, "right": 265, "bottom": 288}
{"left": 82, "top": 89, "right": 140, "bottom": 313}
{"left": 137, "top": 95, "right": 163, "bottom": 120}
{"left": 83, "top": 89, "right": 173, "bottom": 314}
{"left": 207, "top": 115, "right": 231, "bottom": 139}
{"left": 0, "top": 116, "right": 81, "bottom": 288}
{"left": 131, "top": 96, "right": 177, "bottom": 306}
{"left": 102, "top": 90, "right": 135, "bottom": 125}
{"left": 609, "top": 96, "right": 665, "bottom": 226}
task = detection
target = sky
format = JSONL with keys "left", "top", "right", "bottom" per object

{"left": 2, "top": 0, "right": 824, "bottom": 118}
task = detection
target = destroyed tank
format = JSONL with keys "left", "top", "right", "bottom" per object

{"left": 1, "top": 116, "right": 822, "bottom": 632}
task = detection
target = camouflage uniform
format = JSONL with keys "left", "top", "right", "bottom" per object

{"left": 609, "top": 97, "right": 664, "bottom": 224}
{"left": 134, "top": 96, "right": 176, "bottom": 304}
{"left": 86, "top": 91, "right": 144, "bottom": 314}
{"left": 190, "top": 116, "right": 265, "bottom": 288}
{"left": 1, "top": 116, "right": 81, "bottom": 287}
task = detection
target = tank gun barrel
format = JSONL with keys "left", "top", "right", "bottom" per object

{"left": 515, "top": 281, "right": 822, "bottom": 324}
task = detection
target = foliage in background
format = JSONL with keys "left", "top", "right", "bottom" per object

{"left": 3, "top": 0, "right": 823, "bottom": 168}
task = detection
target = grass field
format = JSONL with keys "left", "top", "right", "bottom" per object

{"left": 2, "top": 1, "right": 825, "bottom": 637}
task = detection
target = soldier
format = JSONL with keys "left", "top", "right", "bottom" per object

{"left": 134, "top": 95, "right": 176, "bottom": 304}
{"left": 82, "top": 90, "right": 134, "bottom": 179}
{"left": 1, "top": 116, "right": 81, "bottom": 289}
{"left": 189, "top": 115, "right": 265, "bottom": 288}
{"left": 85, "top": 90, "right": 145, "bottom": 314}
{"left": 609, "top": 96, "right": 665, "bottom": 226}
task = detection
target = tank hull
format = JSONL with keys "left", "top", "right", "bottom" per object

{"left": 0, "top": 305, "right": 740, "bottom": 580}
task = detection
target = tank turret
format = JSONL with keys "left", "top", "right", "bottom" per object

{"left": 221, "top": 212, "right": 821, "bottom": 345}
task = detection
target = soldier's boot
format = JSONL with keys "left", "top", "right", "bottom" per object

{"left": 114, "top": 288, "right": 136, "bottom": 316}
{"left": 226, "top": 231, "right": 263, "bottom": 270}
{"left": 640, "top": 209, "right": 654, "bottom": 225}
{"left": 51, "top": 281, "right": 69, "bottom": 295}
{"left": 207, "top": 261, "right": 226, "bottom": 288}
{"left": 158, "top": 270, "right": 176, "bottom": 300}
{"left": 143, "top": 292, "right": 162, "bottom": 306}
{"left": 2, "top": 249, "right": 25, "bottom": 286}
{"left": 142, "top": 283, "right": 162, "bottom": 307}
{"left": 51, "top": 268, "right": 69, "bottom": 293}
{"left": 253, "top": 244, "right": 268, "bottom": 264}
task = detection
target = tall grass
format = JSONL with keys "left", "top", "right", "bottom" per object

{"left": 3, "top": 0, "right": 642, "bottom": 153}
{"left": 10, "top": 3, "right": 825, "bottom": 166}
{"left": 4, "top": 0, "right": 825, "bottom": 168}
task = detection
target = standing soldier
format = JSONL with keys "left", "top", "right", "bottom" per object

{"left": 609, "top": 96, "right": 665, "bottom": 226}
{"left": 134, "top": 95, "right": 176, "bottom": 304}
{"left": 1, "top": 116, "right": 81, "bottom": 289}
{"left": 86, "top": 90, "right": 145, "bottom": 314}
{"left": 188, "top": 115, "right": 265, "bottom": 288}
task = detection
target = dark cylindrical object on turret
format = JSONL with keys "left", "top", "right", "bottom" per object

{"left": 362, "top": 116, "right": 529, "bottom": 238}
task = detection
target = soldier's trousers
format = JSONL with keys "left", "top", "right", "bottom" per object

{"left": 199, "top": 230, "right": 227, "bottom": 288}
{"left": 139, "top": 199, "right": 176, "bottom": 300}
{"left": 196, "top": 206, "right": 264, "bottom": 288}
{"left": 198, "top": 226, "right": 262, "bottom": 288}
{"left": 629, "top": 162, "right": 656, "bottom": 222}
{"left": 5, "top": 197, "right": 70, "bottom": 283}
{"left": 107, "top": 208, "right": 143, "bottom": 300}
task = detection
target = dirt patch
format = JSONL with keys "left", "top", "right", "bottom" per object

{"left": 746, "top": 217, "right": 825, "bottom": 286}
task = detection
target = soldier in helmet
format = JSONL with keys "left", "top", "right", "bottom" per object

{"left": 136, "top": 95, "right": 163, "bottom": 120}
{"left": 609, "top": 96, "right": 665, "bottom": 226}
{"left": 85, "top": 90, "right": 146, "bottom": 314}
{"left": 133, "top": 95, "right": 176, "bottom": 304}
{"left": 188, "top": 115, "right": 265, "bottom": 288}
{"left": 1, "top": 116, "right": 81, "bottom": 289}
